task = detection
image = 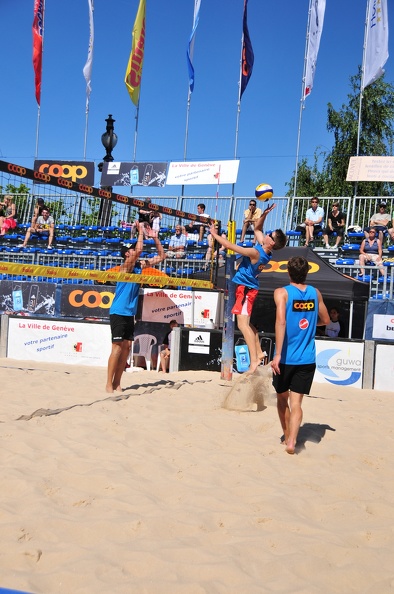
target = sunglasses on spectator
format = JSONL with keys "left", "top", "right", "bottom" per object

{"left": 249, "top": 203, "right": 256, "bottom": 206}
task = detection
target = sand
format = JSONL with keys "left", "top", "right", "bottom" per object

{"left": 1, "top": 359, "right": 394, "bottom": 594}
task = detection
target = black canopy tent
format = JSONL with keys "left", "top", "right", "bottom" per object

{"left": 215, "top": 247, "right": 369, "bottom": 338}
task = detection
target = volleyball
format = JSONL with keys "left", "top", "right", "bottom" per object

{"left": 255, "top": 183, "right": 273, "bottom": 201}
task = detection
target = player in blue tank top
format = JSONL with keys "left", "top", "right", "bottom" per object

{"left": 271, "top": 256, "right": 329, "bottom": 455}
{"left": 106, "top": 222, "right": 165, "bottom": 393}
{"left": 209, "top": 204, "right": 287, "bottom": 373}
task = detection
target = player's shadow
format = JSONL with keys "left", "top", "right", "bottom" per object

{"left": 281, "top": 423, "right": 336, "bottom": 453}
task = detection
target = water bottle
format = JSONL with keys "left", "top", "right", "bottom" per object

{"left": 235, "top": 344, "right": 250, "bottom": 373}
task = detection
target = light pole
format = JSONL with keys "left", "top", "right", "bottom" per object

{"left": 98, "top": 114, "right": 118, "bottom": 226}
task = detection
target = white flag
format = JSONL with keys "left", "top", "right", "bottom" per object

{"left": 304, "top": 0, "right": 326, "bottom": 98}
{"left": 83, "top": 0, "right": 94, "bottom": 100}
{"left": 362, "top": 0, "right": 389, "bottom": 90}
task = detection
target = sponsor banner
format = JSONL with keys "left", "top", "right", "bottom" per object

{"left": 315, "top": 340, "right": 364, "bottom": 388}
{"left": 141, "top": 288, "right": 221, "bottom": 326}
{"left": 372, "top": 314, "right": 394, "bottom": 340}
{"left": 374, "top": 344, "right": 394, "bottom": 391}
{"left": 101, "top": 161, "right": 167, "bottom": 187}
{"left": 7, "top": 318, "right": 111, "bottom": 366}
{"left": 0, "top": 280, "right": 56, "bottom": 316}
{"left": 346, "top": 156, "right": 394, "bottom": 182}
{"left": 166, "top": 160, "right": 240, "bottom": 185}
{"left": 34, "top": 160, "right": 95, "bottom": 185}
{"left": 188, "top": 330, "right": 210, "bottom": 354}
{"left": 60, "top": 285, "right": 115, "bottom": 318}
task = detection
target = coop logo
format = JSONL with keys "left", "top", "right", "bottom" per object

{"left": 7, "top": 164, "right": 26, "bottom": 175}
{"left": 68, "top": 290, "right": 114, "bottom": 309}
{"left": 262, "top": 261, "right": 320, "bottom": 274}
{"left": 33, "top": 171, "right": 50, "bottom": 182}
{"left": 316, "top": 348, "right": 362, "bottom": 386}
{"left": 293, "top": 300, "right": 315, "bottom": 311}
{"left": 78, "top": 184, "right": 93, "bottom": 194}
{"left": 162, "top": 207, "right": 173, "bottom": 215}
{"left": 34, "top": 160, "right": 95, "bottom": 185}
{"left": 57, "top": 178, "right": 73, "bottom": 189}
{"left": 98, "top": 189, "right": 112, "bottom": 198}
{"left": 115, "top": 194, "right": 128, "bottom": 204}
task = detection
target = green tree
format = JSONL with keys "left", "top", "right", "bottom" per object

{"left": 287, "top": 70, "right": 394, "bottom": 198}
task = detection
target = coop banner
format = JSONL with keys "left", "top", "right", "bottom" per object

{"left": 0, "top": 280, "right": 56, "bottom": 316}
{"left": 100, "top": 161, "right": 168, "bottom": 187}
{"left": 166, "top": 160, "right": 239, "bottom": 185}
{"left": 7, "top": 317, "right": 111, "bottom": 366}
{"left": 34, "top": 160, "right": 95, "bottom": 185}
{"left": 60, "top": 285, "right": 116, "bottom": 318}
{"left": 141, "top": 288, "right": 221, "bottom": 327}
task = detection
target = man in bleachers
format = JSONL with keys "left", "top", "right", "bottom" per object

{"left": 297, "top": 197, "right": 325, "bottom": 247}
{"left": 183, "top": 203, "right": 210, "bottom": 241}
{"left": 167, "top": 225, "right": 187, "bottom": 259}
{"left": 364, "top": 202, "right": 392, "bottom": 244}
{"left": 239, "top": 199, "right": 262, "bottom": 242}
{"left": 22, "top": 207, "right": 55, "bottom": 249}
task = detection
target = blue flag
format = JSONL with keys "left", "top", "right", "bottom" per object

{"left": 187, "top": 0, "right": 201, "bottom": 93}
{"left": 240, "top": 0, "right": 254, "bottom": 98}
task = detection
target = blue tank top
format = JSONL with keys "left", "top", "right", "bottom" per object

{"left": 279, "top": 284, "right": 318, "bottom": 365}
{"left": 110, "top": 268, "right": 141, "bottom": 316}
{"left": 232, "top": 244, "right": 271, "bottom": 289}
{"left": 364, "top": 238, "right": 378, "bottom": 254}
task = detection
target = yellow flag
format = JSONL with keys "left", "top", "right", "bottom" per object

{"left": 125, "top": 0, "right": 146, "bottom": 106}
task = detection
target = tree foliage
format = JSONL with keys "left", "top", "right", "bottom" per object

{"left": 287, "top": 70, "right": 394, "bottom": 197}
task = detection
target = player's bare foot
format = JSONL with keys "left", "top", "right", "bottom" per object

{"left": 285, "top": 441, "right": 296, "bottom": 454}
{"left": 105, "top": 385, "right": 114, "bottom": 393}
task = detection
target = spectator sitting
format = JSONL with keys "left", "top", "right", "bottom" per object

{"left": 159, "top": 320, "right": 179, "bottom": 373}
{"left": 130, "top": 198, "right": 153, "bottom": 239}
{"left": 33, "top": 197, "right": 49, "bottom": 220}
{"left": 364, "top": 201, "right": 392, "bottom": 244}
{"left": 325, "top": 307, "right": 345, "bottom": 338}
{"left": 0, "top": 195, "right": 17, "bottom": 235}
{"left": 150, "top": 211, "right": 162, "bottom": 234}
{"left": 358, "top": 227, "right": 385, "bottom": 277}
{"left": 240, "top": 199, "right": 262, "bottom": 242}
{"left": 322, "top": 201, "right": 345, "bottom": 249}
{"left": 22, "top": 207, "right": 55, "bottom": 249}
{"left": 206, "top": 225, "right": 226, "bottom": 266}
{"left": 297, "top": 197, "right": 325, "bottom": 246}
{"left": 183, "top": 203, "right": 210, "bottom": 241}
{"left": 167, "top": 225, "right": 187, "bottom": 258}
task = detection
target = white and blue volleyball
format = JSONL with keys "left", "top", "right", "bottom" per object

{"left": 255, "top": 183, "right": 273, "bottom": 201}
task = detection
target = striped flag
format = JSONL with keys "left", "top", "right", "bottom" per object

{"left": 362, "top": 0, "right": 389, "bottom": 89}
{"left": 240, "top": 0, "right": 254, "bottom": 98}
{"left": 125, "top": 0, "right": 146, "bottom": 106}
{"left": 304, "top": 0, "right": 326, "bottom": 98}
{"left": 32, "top": 0, "right": 44, "bottom": 105}
{"left": 187, "top": 0, "right": 201, "bottom": 93}
{"left": 83, "top": 0, "right": 94, "bottom": 101}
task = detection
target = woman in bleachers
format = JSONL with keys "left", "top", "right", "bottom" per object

{"left": 358, "top": 227, "right": 385, "bottom": 277}
{"left": 0, "top": 195, "right": 17, "bottom": 235}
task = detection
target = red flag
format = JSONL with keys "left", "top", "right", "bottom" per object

{"left": 33, "top": 0, "right": 44, "bottom": 105}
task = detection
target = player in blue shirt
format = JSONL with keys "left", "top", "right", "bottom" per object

{"left": 106, "top": 222, "right": 165, "bottom": 393}
{"left": 271, "top": 256, "right": 329, "bottom": 454}
{"left": 209, "top": 205, "right": 287, "bottom": 373}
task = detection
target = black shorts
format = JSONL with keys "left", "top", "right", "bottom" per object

{"left": 110, "top": 314, "right": 135, "bottom": 342}
{"left": 272, "top": 363, "right": 316, "bottom": 395}
{"left": 323, "top": 227, "right": 344, "bottom": 237}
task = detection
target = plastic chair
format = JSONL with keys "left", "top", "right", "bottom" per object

{"left": 132, "top": 334, "right": 157, "bottom": 371}
{"left": 156, "top": 344, "right": 166, "bottom": 371}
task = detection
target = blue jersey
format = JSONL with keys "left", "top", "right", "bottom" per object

{"left": 110, "top": 268, "right": 141, "bottom": 317}
{"left": 279, "top": 284, "right": 318, "bottom": 365}
{"left": 233, "top": 244, "right": 271, "bottom": 290}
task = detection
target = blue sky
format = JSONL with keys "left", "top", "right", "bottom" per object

{"left": 2, "top": 0, "right": 394, "bottom": 199}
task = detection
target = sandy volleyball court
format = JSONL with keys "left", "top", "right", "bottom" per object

{"left": 1, "top": 359, "right": 394, "bottom": 594}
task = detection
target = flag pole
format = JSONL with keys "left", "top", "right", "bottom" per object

{"left": 352, "top": 1, "right": 370, "bottom": 224}
{"left": 33, "top": 0, "right": 46, "bottom": 160}
{"left": 83, "top": 0, "right": 94, "bottom": 160}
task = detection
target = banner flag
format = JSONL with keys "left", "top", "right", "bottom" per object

{"left": 186, "top": 0, "right": 202, "bottom": 93}
{"left": 240, "top": 0, "right": 254, "bottom": 98}
{"left": 304, "top": 0, "right": 326, "bottom": 98}
{"left": 32, "top": 0, "right": 44, "bottom": 105}
{"left": 362, "top": 0, "right": 389, "bottom": 90}
{"left": 83, "top": 0, "right": 94, "bottom": 101}
{"left": 125, "top": 0, "right": 146, "bottom": 106}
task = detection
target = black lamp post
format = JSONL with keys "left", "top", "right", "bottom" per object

{"left": 98, "top": 114, "right": 118, "bottom": 226}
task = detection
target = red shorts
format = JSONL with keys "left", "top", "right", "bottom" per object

{"left": 2, "top": 219, "right": 17, "bottom": 232}
{"left": 232, "top": 285, "right": 258, "bottom": 316}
